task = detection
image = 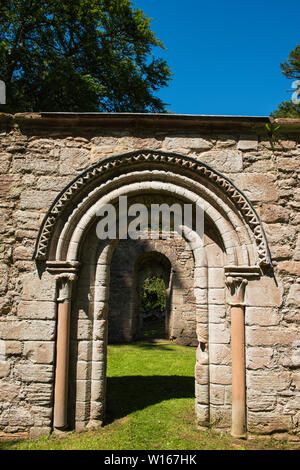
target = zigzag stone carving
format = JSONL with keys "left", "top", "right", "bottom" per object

{"left": 34, "top": 149, "right": 271, "bottom": 266}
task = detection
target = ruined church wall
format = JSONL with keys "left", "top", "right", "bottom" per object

{"left": 0, "top": 114, "right": 299, "bottom": 437}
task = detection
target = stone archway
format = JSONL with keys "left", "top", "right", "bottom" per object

{"left": 34, "top": 149, "right": 272, "bottom": 437}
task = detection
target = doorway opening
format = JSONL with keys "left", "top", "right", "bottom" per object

{"left": 134, "top": 251, "right": 172, "bottom": 341}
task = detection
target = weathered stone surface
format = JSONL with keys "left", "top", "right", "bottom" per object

{"left": 3, "top": 320, "right": 56, "bottom": 341}
{"left": 247, "top": 410, "right": 291, "bottom": 434}
{"left": 237, "top": 136, "right": 258, "bottom": 151}
{"left": 59, "top": 148, "right": 90, "bottom": 175}
{"left": 245, "top": 277, "right": 282, "bottom": 307}
{"left": 15, "top": 364, "right": 54, "bottom": 383}
{"left": 164, "top": 136, "right": 213, "bottom": 152}
{"left": 260, "top": 204, "right": 290, "bottom": 223}
{"left": 277, "top": 261, "right": 300, "bottom": 276}
{"left": 209, "top": 365, "right": 232, "bottom": 385}
{"left": 247, "top": 391, "right": 276, "bottom": 411}
{"left": 197, "top": 150, "right": 243, "bottom": 172}
{"left": 287, "top": 284, "right": 300, "bottom": 306}
{"left": 247, "top": 326, "right": 298, "bottom": 347}
{"left": 24, "top": 383, "right": 52, "bottom": 408}
{"left": 209, "top": 344, "right": 231, "bottom": 365}
{"left": 20, "top": 190, "right": 58, "bottom": 210}
{"left": 210, "top": 384, "right": 225, "bottom": 404}
{"left": 23, "top": 341, "right": 55, "bottom": 364}
{"left": 245, "top": 307, "right": 281, "bottom": 326}
{"left": 209, "top": 323, "right": 230, "bottom": 344}
{"left": 246, "top": 347, "right": 274, "bottom": 370}
{"left": 0, "top": 383, "right": 21, "bottom": 401}
{"left": 228, "top": 173, "right": 278, "bottom": 202}
{"left": 0, "top": 118, "right": 299, "bottom": 437}
{"left": 17, "top": 301, "right": 56, "bottom": 320}
{"left": 247, "top": 371, "right": 291, "bottom": 393}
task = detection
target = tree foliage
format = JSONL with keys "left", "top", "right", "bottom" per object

{"left": 141, "top": 277, "right": 166, "bottom": 313}
{"left": 271, "top": 45, "right": 300, "bottom": 117}
{"left": 0, "top": 0, "right": 172, "bottom": 113}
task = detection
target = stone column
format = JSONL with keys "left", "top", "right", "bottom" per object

{"left": 225, "top": 275, "right": 248, "bottom": 438}
{"left": 53, "top": 273, "right": 77, "bottom": 430}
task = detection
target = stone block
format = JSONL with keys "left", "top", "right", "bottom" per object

{"left": 21, "top": 272, "right": 56, "bottom": 301}
{"left": 277, "top": 261, "right": 300, "bottom": 276}
{"left": 247, "top": 391, "right": 277, "bottom": 411}
{"left": 209, "top": 405, "right": 231, "bottom": 429}
{"left": 264, "top": 224, "right": 296, "bottom": 245}
{"left": 245, "top": 277, "right": 282, "bottom": 307}
{"left": 5, "top": 341, "right": 22, "bottom": 355}
{"left": 246, "top": 347, "right": 274, "bottom": 370}
{"left": 59, "top": 148, "right": 90, "bottom": 175}
{"left": 3, "top": 320, "right": 56, "bottom": 341}
{"left": 0, "top": 383, "right": 21, "bottom": 401}
{"left": 26, "top": 383, "right": 53, "bottom": 405}
{"left": 209, "top": 304, "right": 226, "bottom": 323}
{"left": 20, "top": 190, "right": 58, "bottom": 210}
{"left": 228, "top": 174, "right": 278, "bottom": 202}
{"left": 29, "top": 427, "right": 51, "bottom": 438}
{"left": 76, "top": 380, "right": 91, "bottom": 402}
{"left": 209, "top": 323, "right": 230, "bottom": 344}
{"left": 15, "top": 364, "right": 54, "bottom": 383}
{"left": 17, "top": 301, "right": 56, "bottom": 320}
{"left": 195, "top": 364, "right": 209, "bottom": 385}
{"left": 209, "top": 364, "right": 232, "bottom": 385}
{"left": 209, "top": 344, "right": 231, "bottom": 365}
{"left": 0, "top": 362, "right": 10, "bottom": 378}
{"left": 208, "top": 288, "right": 225, "bottom": 304}
{"left": 23, "top": 341, "right": 55, "bottom": 364}
{"left": 237, "top": 136, "right": 258, "bottom": 151}
{"left": 164, "top": 136, "right": 213, "bottom": 153}
{"left": 208, "top": 268, "right": 224, "bottom": 288}
{"left": 287, "top": 284, "right": 300, "bottom": 306}
{"left": 247, "top": 326, "right": 298, "bottom": 347}
{"left": 292, "top": 372, "right": 300, "bottom": 390}
{"left": 210, "top": 384, "right": 225, "bottom": 404}
{"left": 198, "top": 150, "right": 243, "bottom": 172}
{"left": 247, "top": 410, "right": 291, "bottom": 434}
{"left": 247, "top": 370, "right": 291, "bottom": 393}
{"left": 260, "top": 204, "right": 290, "bottom": 223}
{"left": 0, "top": 264, "right": 9, "bottom": 295}
{"left": 245, "top": 307, "right": 281, "bottom": 326}
{"left": 195, "top": 383, "right": 209, "bottom": 404}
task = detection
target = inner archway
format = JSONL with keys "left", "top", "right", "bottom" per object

{"left": 135, "top": 251, "right": 171, "bottom": 341}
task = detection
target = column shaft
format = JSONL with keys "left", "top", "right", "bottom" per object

{"left": 53, "top": 300, "right": 71, "bottom": 429}
{"left": 231, "top": 304, "right": 246, "bottom": 438}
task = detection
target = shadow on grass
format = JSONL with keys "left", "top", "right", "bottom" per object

{"left": 105, "top": 375, "right": 194, "bottom": 425}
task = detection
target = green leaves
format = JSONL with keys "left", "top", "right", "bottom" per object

{"left": 141, "top": 276, "right": 166, "bottom": 313}
{"left": 0, "top": 0, "right": 172, "bottom": 113}
{"left": 272, "top": 44, "right": 300, "bottom": 117}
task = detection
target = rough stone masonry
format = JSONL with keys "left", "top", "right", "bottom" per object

{"left": 0, "top": 112, "right": 299, "bottom": 439}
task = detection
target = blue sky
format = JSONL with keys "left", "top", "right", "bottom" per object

{"left": 133, "top": 0, "right": 300, "bottom": 116}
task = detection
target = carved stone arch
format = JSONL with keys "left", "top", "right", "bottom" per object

{"left": 34, "top": 149, "right": 271, "bottom": 268}
{"left": 40, "top": 149, "right": 273, "bottom": 437}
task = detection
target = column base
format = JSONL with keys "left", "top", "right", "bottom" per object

{"left": 231, "top": 431, "right": 247, "bottom": 439}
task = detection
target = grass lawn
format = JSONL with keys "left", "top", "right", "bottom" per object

{"left": 0, "top": 328, "right": 299, "bottom": 450}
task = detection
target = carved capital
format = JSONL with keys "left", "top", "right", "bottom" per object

{"left": 225, "top": 276, "right": 248, "bottom": 306}
{"left": 56, "top": 273, "right": 77, "bottom": 302}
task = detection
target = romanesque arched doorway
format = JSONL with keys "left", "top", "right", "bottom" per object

{"left": 34, "top": 149, "right": 272, "bottom": 438}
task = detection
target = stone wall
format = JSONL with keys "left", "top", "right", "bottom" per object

{"left": 0, "top": 113, "right": 299, "bottom": 438}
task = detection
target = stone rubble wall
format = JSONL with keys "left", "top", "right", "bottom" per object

{"left": 0, "top": 116, "right": 299, "bottom": 437}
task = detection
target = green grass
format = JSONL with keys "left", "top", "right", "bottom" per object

{"left": 0, "top": 337, "right": 299, "bottom": 450}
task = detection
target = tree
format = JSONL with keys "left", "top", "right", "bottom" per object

{"left": 271, "top": 45, "right": 300, "bottom": 117}
{"left": 0, "top": 0, "right": 172, "bottom": 113}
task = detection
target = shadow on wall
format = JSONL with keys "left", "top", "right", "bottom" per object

{"left": 105, "top": 375, "right": 195, "bottom": 424}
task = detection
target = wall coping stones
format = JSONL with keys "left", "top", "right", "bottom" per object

{"left": 0, "top": 113, "right": 300, "bottom": 134}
